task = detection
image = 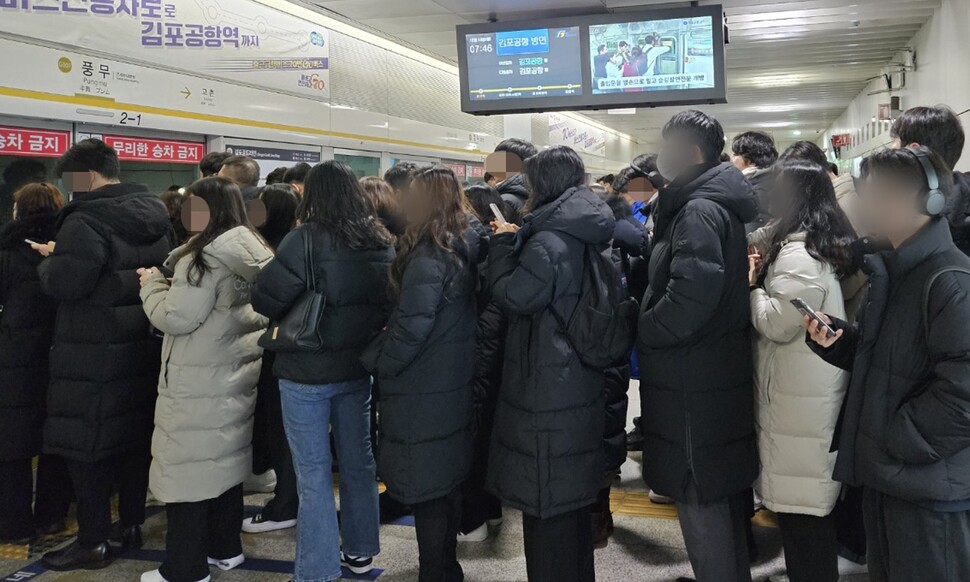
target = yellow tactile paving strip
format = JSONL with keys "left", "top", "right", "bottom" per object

{"left": 609, "top": 489, "right": 779, "bottom": 527}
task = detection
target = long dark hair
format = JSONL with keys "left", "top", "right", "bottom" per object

{"left": 388, "top": 166, "right": 468, "bottom": 299}
{"left": 258, "top": 184, "right": 298, "bottom": 250}
{"left": 464, "top": 183, "right": 521, "bottom": 226}
{"left": 297, "top": 160, "right": 395, "bottom": 250}
{"left": 177, "top": 177, "right": 265, "bottom": 285}
{"left": 762, "top": 160, "right": 857, "bottom": 279}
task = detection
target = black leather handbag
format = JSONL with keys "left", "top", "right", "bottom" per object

{"left": 258, "top": 227, "right": 325, "bottom": 353}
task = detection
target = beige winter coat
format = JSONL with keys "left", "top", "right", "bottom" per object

{"left": 140, "top": 226, "right": 272, "bottom": 503}
{"left": 749, "top": 229, "right": 849, "bottom": 516}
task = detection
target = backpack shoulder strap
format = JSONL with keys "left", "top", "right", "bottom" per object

{"left": 922, "top": 266, "right": 970, "bottom": 337}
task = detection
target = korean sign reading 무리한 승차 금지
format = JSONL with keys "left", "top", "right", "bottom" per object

{"left": 0, "top": 0, "right": 330, "bottom": 99}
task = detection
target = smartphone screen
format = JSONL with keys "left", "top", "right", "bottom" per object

{"left": 489, "top": 202, "right": 508, "bottom": 226}
{"left": 24, "top": 239, "right": 40, "bottom": 246}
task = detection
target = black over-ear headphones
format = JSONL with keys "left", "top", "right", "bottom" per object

{"left": 904, "top": 147, "right": 946, "bottom": 216}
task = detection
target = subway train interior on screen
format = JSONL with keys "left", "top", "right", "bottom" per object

{"left": 1, "top": 1, "right": 970, "bottom": 581}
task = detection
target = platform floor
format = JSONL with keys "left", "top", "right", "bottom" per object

{"left": 0, "top": 384, "right": 871, "bottom": 582}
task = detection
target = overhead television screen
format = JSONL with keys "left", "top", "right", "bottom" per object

{"left": 460, "top": 24, "right": 585, "bottom": 113}
{"left": 589, "top": 16, "right": 716, "bottom": 94}
{"left": 456, "top": 5, "right": 726, "bottom": 115}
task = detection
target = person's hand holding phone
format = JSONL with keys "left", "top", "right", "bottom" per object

{"left": 748, "top": 250, "right": 762, "bottom": 286}
{"left": 804, "top": 312, "right": 843, "bottom": 348}
{"left": 29, "top": 240, "right": 55, "bottom": 257}
{"left": 492, "top": 222, "right": 520, "bottom": 235}
{"left": 137, "top": 267, "right": 162, "bottom": 287}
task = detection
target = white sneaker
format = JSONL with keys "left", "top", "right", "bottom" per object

{"left": 243, "top": 470, "right": 277, "bottom": 494}
{"left": 242, "top": 513, "right": 297, "bottom": 533}
{"left": 457, "top": 522, "right": 488, "bottom": 542}
{"left": 838, "top": 555, "right": 869, "bottom": 575}
{"left": 487, "top": 517, "right": 504, "bottom": 527}
{"left": 207, "top": 554, "right": 245, "bottom": 571}
{"left": 767, "top": 575, "right": 790, "bottom": 582}
{"left": 648, "top": 489, "right": 675, "bottom": 505}
{"left": 141, "top": 570, "right": 210, "bottom": 582}
{"left": 340, "top": 552, "right": 374, "bottom": 574}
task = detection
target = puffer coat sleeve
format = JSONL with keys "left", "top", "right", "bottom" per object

{"left": 640, "top": 204, "right": 726, "bottom": 348}
{"left": 250, "top": 230, "right": 307, "bottom": 321}
{"left": 885, "top": 271, "right": 970, "bottom": 463}
{"left": 488, "top": 232, "right": 556, "bottom": 315}
{"left": 38, "top": 217, "right": 107, "bottom": 301}
{"left": 750, "top": 245, "right": 826, "bottom": 343}
{"left": 141, "top": 272, "right": 217, "bottom": 336}
{"left": 379, "top": 254, "right": 448, "bottom": 377}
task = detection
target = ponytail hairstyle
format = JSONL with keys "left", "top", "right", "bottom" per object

{"left": 388, "top": 166, "right": 468, "bottom": 300}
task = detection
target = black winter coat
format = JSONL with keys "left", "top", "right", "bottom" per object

{"left": 39, "top": 183, "right": 172, "bottom": 462}
{"left": 638, "top": 163, "right": 760, "bottom": 504}
{"left": 486, "top": 186, "right": 615, "bottom": 518}
{"left": 0, "top": 212, "right": 59, "bottom": 461}
{"left": 368, "top": 231, "right": 480, "bottom": 505}
{"left": 744, "top": 167, "right": 775, "bottom": 234}
{"left": 948, "top": 171, "right": 970, "bottom": 257}
{"left": 497, "top": 174, "right": 530, "bottom": 215}
{"left": 810, "top": 219, "right": 970, "bottom": 505}
{"left": 252, "top": 224, "right": 395, "bottom": 384}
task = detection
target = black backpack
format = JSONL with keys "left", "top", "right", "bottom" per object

{"left": 552, "top": 244, "right": 639, "bottom": 369}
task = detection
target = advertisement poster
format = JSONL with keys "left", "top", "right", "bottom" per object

{"left": 548, "top": 113, "right": 606, "bottom": 157}
{"left": 589, "top": 16, "right": 714, "bottom": 94}
{"left": 0, "top": 0, "right": 330, "bottom": 99}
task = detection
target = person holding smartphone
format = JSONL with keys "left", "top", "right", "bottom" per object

{"left": 747, "top": 160, "right": 857, "bottom": 582}
{"left": 805, "top": 147, "right": 970, "bottom": 581}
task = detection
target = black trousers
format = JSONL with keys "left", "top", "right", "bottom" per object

{"left": 0, "top": 455, "right": 73, "bottom": 538}
{"left": 412, "top": 487, "right": 463, "bottom": 582}
{"left": 777, "top": 512, "right": 838, "bottom": 582}
{"left": 864, "top": 487, "right": 970, "bottom": 582}
{"left": 834, "top": 485, "right": 867, "bottom": 563}
{"left": 676, "top": 480, "right": 751, "bottom": 582}
{"left": 67, "top": 447, "right": 150, "bottom": 547}
{"left": 523, "top": 506, "right": 595, "bottom": 582}
{"left": 160, "top": 484, "right": 243, "bottom": 582}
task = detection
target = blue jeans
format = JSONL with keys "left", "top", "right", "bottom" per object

{"left": 280, "top": 378, "right": 380, "bottom": 582}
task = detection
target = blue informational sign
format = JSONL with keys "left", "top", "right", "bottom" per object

{"left": 495, "top": 29, "right": 550, "bottom": 56}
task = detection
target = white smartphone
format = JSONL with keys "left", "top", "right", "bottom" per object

{"left": 489, "top": 202, "right": 508, "bottom": 226}
{"left": 24, "top": 239, "right": 40, "bottom": 246}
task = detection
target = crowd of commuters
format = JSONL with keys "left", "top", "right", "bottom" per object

{"left": 1, "top": 103, "right": 970, "bottom": 582}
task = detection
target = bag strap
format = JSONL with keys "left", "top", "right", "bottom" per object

{"left": 303, "top": 227, "right": 316, "bottom": 293}
{"left": 922, "top": 266, "right": 970, "bottom": 337}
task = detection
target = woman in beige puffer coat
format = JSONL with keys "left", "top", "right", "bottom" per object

{"left": 137, "top": 177, "right": 272, "bottom": 582}
{"left": 748, "top": 160, "right": 858, "bottom": 582}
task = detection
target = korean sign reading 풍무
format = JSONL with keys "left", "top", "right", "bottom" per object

{"left": 0, "top": 0, "right": 330, "bottom": 99}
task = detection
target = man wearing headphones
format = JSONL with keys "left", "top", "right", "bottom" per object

{"left": 804, "top": 146, "right": 970, "bottom": 582}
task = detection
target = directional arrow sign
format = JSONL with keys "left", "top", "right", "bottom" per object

{"left": 181, "top": 87, "right": 191, "bottom": 99}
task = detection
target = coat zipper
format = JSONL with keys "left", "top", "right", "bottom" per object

{"left": 685, "top": 410, "right": 696, "bottom": 476}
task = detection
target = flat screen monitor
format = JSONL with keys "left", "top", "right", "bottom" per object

{"left": 459, "top": 22, "right": 586, "bottom": 114}
{"left": 456, "top": 5, "right": 727, "bottom": 115}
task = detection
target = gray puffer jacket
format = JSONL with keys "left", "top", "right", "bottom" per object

{"left": 140, "top": 226, "right": 272, "bottom": 503}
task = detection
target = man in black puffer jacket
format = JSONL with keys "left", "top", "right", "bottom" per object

{"left": 807, "top": 148, "right": 970, "bottom": 582}
{"left": 36, "top": 140, "right": 172, "bottom": 571}
{"left": 493, "top": 138, "right": 538, "bottom": 214}
{"left": 638, "top": 111, "right": 759, "bottom": 582}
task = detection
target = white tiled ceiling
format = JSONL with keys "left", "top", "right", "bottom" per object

{"left": 301, "top": 0, "right": 939, "bottom": 145}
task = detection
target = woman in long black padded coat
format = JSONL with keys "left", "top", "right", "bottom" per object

{"left": 0, "top": 183, "right": 70, "bottom": 541}
{"left": 365, "top": 166, "right": 480, "bottom": 582}
{"left": 486, "top": 146, "right": 615, "bottom": 582}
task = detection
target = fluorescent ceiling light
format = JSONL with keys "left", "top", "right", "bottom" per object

{"left": 793, "top": 130, "right": 802, "bottom": 136}
{"left": 761, "top": 121, "right": 795, "bottom": 128}
{"left": 752, "top": 74, "right": 803, "bottom": 87}
{"left": 756, "top": 105, "right": 794, "bottom": 113}
{"left": 608, "top": 108, "right": 637, "bottom": 115}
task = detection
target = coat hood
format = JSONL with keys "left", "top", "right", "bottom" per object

{"left": 659, "top": 163, "right": 759, "bottom": 229}
{"left": 0, "top": 211, "right": 59, "bottom": 250}
{"left": 169, "top": 226, "right": 272, "bottom": 282}
{"left": 59, "top": 183, "right": 171, "bottom": 245}
{"left": 523, "top": 186, "right": 615, "bottom": 246}
{"left": 497, "top": 173, "right": 530, "bottom": 203}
